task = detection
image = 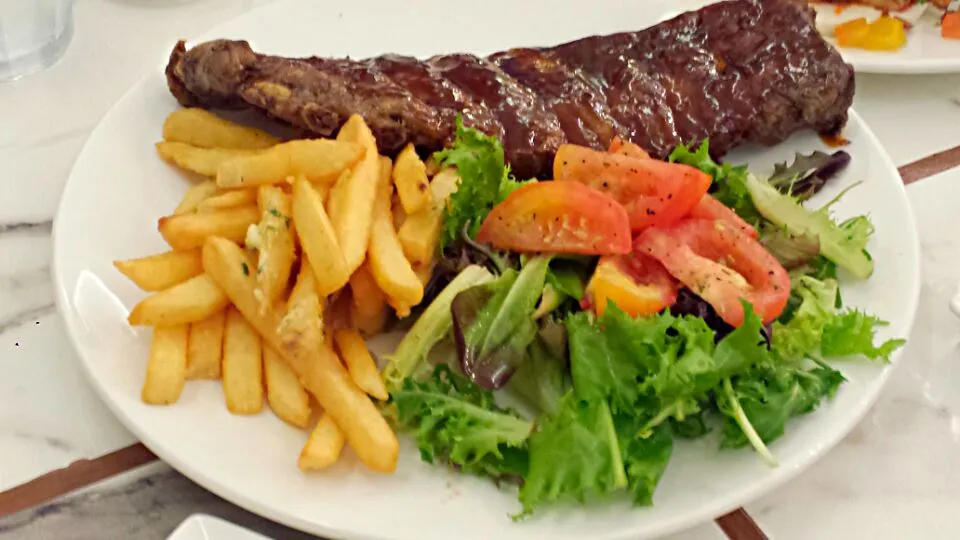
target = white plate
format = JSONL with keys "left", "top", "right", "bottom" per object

{"left": 52, "top": 1, "right": 921, "bottom": 539}
{"left": 676, "top": 0, "right": 960, "bottom": 74}
{"left": 168, "top": 514, "right": 271, "bottom": 540}
{"left": 814, "top": 5, "right": 960, "bottom": 74}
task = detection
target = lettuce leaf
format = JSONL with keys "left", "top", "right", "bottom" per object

{"left": 546, "top": 264, "right": 587, "bottom": 301}
{"left": 383, "top": 265, "right": 494, "bottom": 391}
{"left": 434, "top": 118, "right": 530, "bottom": 248}
{"left": 669, "top": 141, "right": 761, "bottom": 225}
{"left": 745, "top": 172, "right": 874, "bottom": 279}
{"left": 507, "top": 330, "right": 570, "bottom": 416}
{"left": 518, "top": 393, "right": 626, "bottom": 516}
{"left": 719, "top": 361, "right": 845, "bottom": 450}
{"left": 767, "top": 150, "right": 851, "bottom": 202}
{"left": 393, "top": 365, "right": 532, "bottom": 479}
{"left": 644, "top": 306, "right": 764, "bottom": 400}
{"left": 565, "top": 305, "right": 714, "bottom": 412}
{"left": 821, "top": 311, "right": 905, "bottom": 361}
{"left": 565, "top": 308, "right": 651, "bottom": 412}
{"left": 772, "top": 276, "right": 904, "bottom": 362}
{"left": 771, "top": 276, "right": 839, "bottom": 361}
{"left": 452, "top": 255, "right": 551, "bottom": 389}
{"left": 615, "top": 414, "right": 673, "bottom": 506}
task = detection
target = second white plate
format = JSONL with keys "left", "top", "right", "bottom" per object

{"left": 678, "top": 0, "right": 960, "bottom": 74}
{"left": 168, "top": 514, "right": 270, "bottom": 540}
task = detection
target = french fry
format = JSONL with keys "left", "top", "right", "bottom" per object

{"left": 175, "top": 180, "right": 218, "bottom": 215}
{"left": 222, "top": 306, "right": 263, "bottom": 415}
{"left": 162, "top": 108, "right": 279, "bottom": 150}
{"left": 185, "top": 309, "right": 225, "bottom": 380}
{"left": 278, "top": 260, "right": 325, "bottom": 355}
{"left": 156, "top": 141, "right": 258, "bottom": 177}
{"left": 114, "top": 249, "right": 203, "bottom": 292}
{"left": 315, "top": 177, "right": 333, "bottom": 206}
{"left": 392, "top": 144, "right": 432, "bottom": 214}
{"left": 202, "top": 237, "right": 399, "bottom": 472}
{"left": 397, "top": 208, "right": 441, "bottom": 268}
{"left": 128, "top": 273, "right": 229, "bottom": 326}
{"left": 196, "top": 189, "right": 258, "bottom": 213}
{"left": 292, "top": 177, "right": 350, "bottom": 295}
{"left": 368, "top": 157, "right": 423, "bottom": 317}
{"left": 255, "top": 186, "right": 296, "bottom": 305}
{"left": 298, "top": 414, "right": 345, "bottom": 471}
{"left": 141, "top": 325, "right": 188, "bottom": 405}
{"left": 349, "top": 262, "right": 388, "bottom": 336}
{"left": 327, "top": 289, "right": 353, "bottom": 339}
{"left": 424, "top": 155, "right": 440, "bottom": 177}
{"left": 264, "top": 346, "right": 311, "bottom": 428}
{"left": 430, "top": 167, "right": 462, "bottom": 199}
{"left": 391, "top": 191, "right": 407, "bottom": 230}
{"left": 398, "top": 168, "right": 460, "bottom": 267}
{"left": 415, "top": 263, "right": 435, "bottom": 288}
{"left": 159, "top": 205, "right": 259, "bottom": 250}
{"left": 327, "top": 115, "right": 381, "bottom": 275}
{"left": 334, "top": 329, "right": 388, "bottom": 401}
{"left": 216, "top": 140, "right": 365, "bottom": 190}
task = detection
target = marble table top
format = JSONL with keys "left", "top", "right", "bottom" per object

{"left": 3, "top": 1, "right": 960, "bottom": 539}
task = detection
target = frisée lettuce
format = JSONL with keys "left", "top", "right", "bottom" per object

{"left": 385, "top": 127, "right": 906, "bottom": 519}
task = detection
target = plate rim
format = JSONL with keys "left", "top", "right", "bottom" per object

{"left": 849, "top": 57, "right": 960, "bottom": 75}
{"left": 50, "top": 2, "right": 923, "bottom": 538}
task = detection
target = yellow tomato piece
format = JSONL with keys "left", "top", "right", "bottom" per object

{"left": 862, "top": 16, "right": 906, "bottom": 51}
{"left": 835, "top": 18, "right": 870, "bottom": 49}
{"left": 835, "top": 16, "right": 906, "bottom": 52}
{"left": 586, "top": 259, "right": 668, "bottom": 318}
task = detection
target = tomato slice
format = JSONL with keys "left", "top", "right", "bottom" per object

{"left": 553, "top": 144, "right": 711, "bottom": 232}
{"left": 635, "top": 218, "right": 790, "bottom": 326}
{"left": 476, "top": 181, "right": 631, "bottom": 255}
{"left": 585, "top": 253, "right": 678, "bottom": 318}
{"left": 689, "top": 195, "right": 758, "bottom": 238}
{"left": 943, "top": 12, "right": 960, "bottom": 40}
{"left": 608, "top": 137, "right": 651, "bottom": 160}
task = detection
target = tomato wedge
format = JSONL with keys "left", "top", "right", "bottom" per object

{"left": 476, "top": 181, "right": 631, "bottom": 255}
{"left": 689, "top": 195, "right": 757, "bottom": 238}
{"left": 585, "top": 252, "right": 678, "bottom": 318}
{"left": 635, "top": 219, "right": 790, "bottom": 326}
{"left": 943, "top": 12, "right": 960, "bottom": 40}
{"left": 608, "top": 137, "right": 651, "bottom": 160}
{"left": 553, "top": 144, "right": 711, "bottom": 232}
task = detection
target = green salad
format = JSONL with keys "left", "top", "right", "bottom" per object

{"left": 380, "top": 120, "right": 905, "bottom": 518}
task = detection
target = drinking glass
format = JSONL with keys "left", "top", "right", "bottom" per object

{"left": 0, "top": 0, "right": 74, "bottom": 82}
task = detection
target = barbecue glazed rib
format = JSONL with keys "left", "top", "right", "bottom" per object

{"left": 166, "top": 0, "right": 855, "bottom": 180}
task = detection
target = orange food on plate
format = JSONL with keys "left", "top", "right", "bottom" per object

{"left": 835, "top": 16, "right": 907, "bottom": 51}
{"left": 476, "top": 181, "right": 631, "bottom": 255}
{"left": 608, "top": 137, "right": 651, "bottom": 160}
{"left": 943, "top": 12, "right": 960, "bottom": 40}
{"left": 689, "top": 195, "right": 757, "bottom": 238}
{"left": 553, "top": 144, "right": 711, "bottom": 232}
{"left": 585, "top": 253, "right": 678, "bottom": 318}
{"left": 836, "top": 18, "right": 871, "bottom": 47}
{"left": 635, "top": 218, "right": 791, "bottom": 327}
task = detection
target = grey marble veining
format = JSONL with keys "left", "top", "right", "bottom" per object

{"left": 0, "top": 221, "right": 56, "bottom": 339}
{"left": 0, "top": 463, "right": 318, "bottom": 540}
{"left": 0, "top": 461, "right": 727, "bottom": 540}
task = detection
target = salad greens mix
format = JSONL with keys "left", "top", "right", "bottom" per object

{"left": 382, "top": 121, "right": 905, "bottom": 518}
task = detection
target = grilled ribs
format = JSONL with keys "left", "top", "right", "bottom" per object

{"left": 166, "top": 0, "right": 855, "bottom": 180}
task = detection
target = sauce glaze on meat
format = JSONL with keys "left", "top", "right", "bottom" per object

{"left": 166, "top": 0, "right": 854, "bottom": 179}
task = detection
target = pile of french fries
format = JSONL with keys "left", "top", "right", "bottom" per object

{"left": 114, "top": 108, "right": 459, "bottom": 473}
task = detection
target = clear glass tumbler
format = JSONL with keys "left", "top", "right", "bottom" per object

{"left": 0, "top": 0, "right": 74, "bottom": 82}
